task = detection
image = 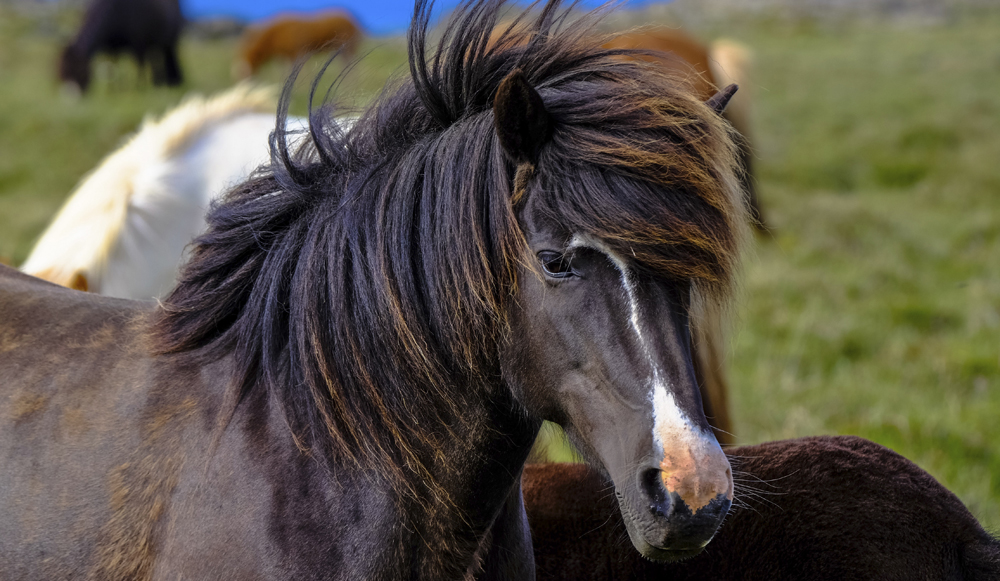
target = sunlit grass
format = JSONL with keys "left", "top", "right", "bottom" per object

{"left": 728, "top": 13, "right": 1000, "bottom": 530}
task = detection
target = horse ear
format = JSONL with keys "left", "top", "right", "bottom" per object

{"left": 493, "top": 68, "right": 552, "bottom": 165}
{"left": 706, "top": 84, "right": 738, "bottom": 115}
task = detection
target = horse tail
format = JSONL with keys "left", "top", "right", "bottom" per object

{"left": 21, "top": 83, "right": 276, "bottom": 294}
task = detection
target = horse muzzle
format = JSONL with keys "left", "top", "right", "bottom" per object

{"left": 617, "top": 452, "right": 733, "bottom": 561}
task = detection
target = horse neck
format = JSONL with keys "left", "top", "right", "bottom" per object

{"left": 402, "top": 388, "right": 540, "bottom": 580}
{"left": 236, "top": 373, "right": 540, "bottom": 580}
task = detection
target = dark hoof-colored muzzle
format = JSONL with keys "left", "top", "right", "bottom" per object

{"left": 625, "top": 471, "right": 732, "bottom": 561}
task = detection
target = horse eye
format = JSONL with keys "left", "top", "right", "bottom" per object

{"left": 537, "top": 251, "right": 575, "bottom": 278}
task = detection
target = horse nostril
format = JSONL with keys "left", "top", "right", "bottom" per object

{"left": 640, "top": 467, "right": 671, "bottom": 518}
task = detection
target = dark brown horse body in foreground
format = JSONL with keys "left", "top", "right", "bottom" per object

{"left": 525, "top": 436, "right": 1000, "bottom": 580}
{"left": 0, "top": 0, "right": 748, "bottom": 577}
{"left": 59, "top": 0, "right": 184, "bottom": 92}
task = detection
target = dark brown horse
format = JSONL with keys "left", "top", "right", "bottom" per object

{"left": 487, "top": 25, "right": 760, "bottom": 454}
{"left": 59, "top": 0, "right": 184, "bottom": 93}
{"left": 0, "top": 0, "right": 748, "bottom": 578}
{"left": 524, "top": 436, "right": 1000, "bottom": 580}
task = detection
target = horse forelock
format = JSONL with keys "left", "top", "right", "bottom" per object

{"left": 154, "top": 0, "right": 746, "bottom": 516}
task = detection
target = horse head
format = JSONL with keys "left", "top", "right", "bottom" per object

{"left": 495, "top": 68, "right": 740, "bottom": 560}
{"left": 59, "top": 44, "right": 90, "bottom": 92}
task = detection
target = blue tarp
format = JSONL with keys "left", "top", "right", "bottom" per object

{"left": 180, "top": 0, "right": 657, "bottom": 36}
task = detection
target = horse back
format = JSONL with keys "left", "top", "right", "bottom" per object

{"left": 604, "top": 28, "right": 717, "bottom": 102}
{"left": 0, "top": 266, "right": 203, "bottom": 578}
{"left": 523, "top": 436, "right": 1000, "bottom": 580}
{"left": 240, "top": 12, "right": 361, "bottom": 74}
{"left": 77, "top": 0, "right": 181, "bottom": 53}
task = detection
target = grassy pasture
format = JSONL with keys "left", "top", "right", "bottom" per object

{"left": 0, "top": 3, "right": 998, "bottom": 531}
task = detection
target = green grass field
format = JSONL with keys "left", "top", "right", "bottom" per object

{"left": 1, "top": 4, "right": 998, "bottom": 531}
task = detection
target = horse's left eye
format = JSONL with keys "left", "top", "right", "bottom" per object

{"left": 538, "top": 251, "right": 575, "bottom": 278}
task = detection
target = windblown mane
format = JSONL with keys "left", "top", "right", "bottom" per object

{"left": 21, "top": 83, "right": 276, "bottom": 289}
{"left": 155, "top": 0, "right": 746, "bottom": 501}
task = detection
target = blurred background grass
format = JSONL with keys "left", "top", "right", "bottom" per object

{"left": 1, "top": 0, "right": 997, "bottom": 531}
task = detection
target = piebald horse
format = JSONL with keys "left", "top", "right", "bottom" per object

{"left": 0, "top": 0, "right": 747, "bottom": 577}
{"left": 21, "top": 84, "right": 308, "bottom": 299}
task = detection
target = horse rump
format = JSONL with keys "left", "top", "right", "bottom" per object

{"left": 523, "top": 435, "right": 1000, "bottom": 580}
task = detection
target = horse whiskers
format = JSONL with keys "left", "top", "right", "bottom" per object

{"left": 581, "top": 511, "right": 619, "bottom": 539}
{"left": 732, "top": 467, "right": 802, "bottom": 490}
{"left": 732, "top": 480, "right": 787, "bottom": 512}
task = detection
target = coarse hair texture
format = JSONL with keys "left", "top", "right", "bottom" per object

{"left": 154, "top": 0, "right": 747, "bottom": 503}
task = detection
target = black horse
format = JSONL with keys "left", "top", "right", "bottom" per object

{"left": 1, "top": 0, "right": 747, "bottom": 578}
{"left": 59, "top": 0, "right": 184, "bottom": 93}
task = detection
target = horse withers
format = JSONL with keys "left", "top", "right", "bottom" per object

{"left": 59, "top": 0, "right": 184, "bottom": 93}
{"left": 1, "top": 0, "right": 747, "bottom": 577}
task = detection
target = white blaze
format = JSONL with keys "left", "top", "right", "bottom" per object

{"left": 568, "top": 234, "right": 698, "bottom": 454}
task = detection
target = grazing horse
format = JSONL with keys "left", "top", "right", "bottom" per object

{"left": 20, "top": 84, "right": 308, "bottom": 300}
{"left": 234, "top": 11, "right": 362, "bottom": 78}
{"left": 59, "top": 0, "right": 184, "bottom": 93}
{"left": 0, "top": 0, "right": 748, "bottom": 577}
{"left": 525, "top": 436, "right": 1000, "bottom": 580}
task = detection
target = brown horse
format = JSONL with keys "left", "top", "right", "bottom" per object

{"left": 234, "top": 11, "right": 362, "bottom": 78}
{"left": 524, "top": 436, "right": 1000, "bottom": 580}
{"left": 0, "top": 0, "right": 749, "bottom": 577}
{"left": 605, "top": 28, "right": 765, "bottom": 231}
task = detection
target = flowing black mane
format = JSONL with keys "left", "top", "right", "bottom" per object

{"left": 155, "top": 0, "right": 746, "bottom": 499}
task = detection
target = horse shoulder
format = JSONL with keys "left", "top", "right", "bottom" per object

{"left": 151, "top": 382, "right": 403, "bottom": 580}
